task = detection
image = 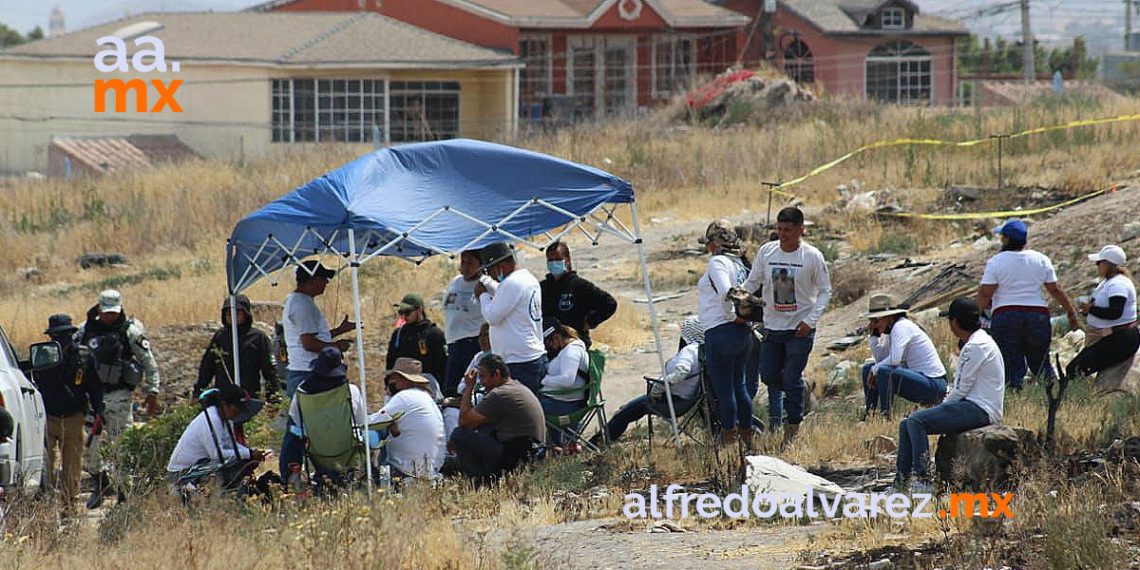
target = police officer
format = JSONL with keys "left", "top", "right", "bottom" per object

{"left": 38, "top": 314, "right": 104, "bottom": 515}
{"left": 76, "top": 289, "right": 160, "bottom": 509}
{"left": 387, "top": 293, "right": 447, "bottom": 399}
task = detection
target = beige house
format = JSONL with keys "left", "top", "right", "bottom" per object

{"left": 0, "top": 12, "right": 521, "bottom": 174}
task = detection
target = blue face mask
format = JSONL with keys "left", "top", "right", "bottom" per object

{"left": 547, "top": 260, "right": 568, "bottom": 277}
{"left": 494, "top": 269, "right": 506, "bottom": 282}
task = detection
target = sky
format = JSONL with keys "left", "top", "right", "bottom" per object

{"left": 0, "top": 0, "right": 1131, "bottom": 53}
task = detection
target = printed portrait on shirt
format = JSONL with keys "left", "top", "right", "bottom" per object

{"left": 445, "top": 291, "right": 475, "bottom": 313}
{"left": 772, "top": 267, "right": 797, "bottom": 311}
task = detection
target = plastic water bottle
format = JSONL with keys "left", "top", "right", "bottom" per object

{"left": 377, "top": 465, "right": 391, "bottom": 493}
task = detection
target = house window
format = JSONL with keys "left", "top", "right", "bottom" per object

{"left": 567, "top": 35, "right": 637, "bottom": 120}
{"left": 519, "top": 35, "right": 552, "bottom": 109}
{"left": 881, "top": 7, "right": 905, "bottom": 30}
{"left": 652, "top": 35, "right": 695, "bottom": 98}
{"left": 388, "top": 81, "right": 461, "bottom": 142}
{"left": 271, "top": 79, "right": 386, "bottom": 143}
{"left": 783, "top": 39, "right": 814, "bottom": 84}
{"left": 865, "top": 40, "right": 931, "bottom": 104}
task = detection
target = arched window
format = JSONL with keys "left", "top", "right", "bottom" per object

{"left": 865, "top": 40, "right": 932, "bottom": 104}
{"left": 783, "top": 39, "right": 814, "bottom": 84}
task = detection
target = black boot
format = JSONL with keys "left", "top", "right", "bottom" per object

{"left": 85, "top": 472, "right": 110, "bottom": 510}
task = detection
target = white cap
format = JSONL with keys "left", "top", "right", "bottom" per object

{"left": 98, "top": 289, "right": 123, "bottom": 313}
{"left": 1088, "top": 245, "right": 1127, "bottom": 267}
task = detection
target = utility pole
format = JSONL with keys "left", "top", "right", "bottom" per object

{"left": 1127, "top": 0, "right": 1134, "bottom": 51}
{"left": 1020, "top": 0, "right": 1034, "bottom": 83}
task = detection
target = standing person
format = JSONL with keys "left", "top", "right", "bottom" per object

{"left": 894, "top": 298, "right": 1005, "bottom": 494}
{"left": 386, "top": 292, "right": 447, "bottom": 399}
{"left": 1067, "top": 245, "right": 1139, "bottom": 378}
{"left": 978, "top": 219, "right": 1079, "bottom": 390}
{"left": 442, "top": 250, "right": 486, "bottom": 398}
{"left": 77, "top": 289, "right": 161, "bottom": 509}
{"left": 742, "top": 207, "right": 831, "bottom": 444}
{"left": 697, "top": 220, "right": 753, "bottom": 445}
{"left": 37, "top": 314, "right": 103, "bottom": 515}
{"left": 540, "top": 241, "right": 617, "bottom": 349}
{"left": 282, "top": 260, "right": 355, "bottom": 399}
{"left": 859, "top": 295, "right": 947, "bottom": 418}
{"left": 474, "top": 242, "right": 547, "bottom": 393}
{"left": 194, "top": 295, "right": 280, "bottom": 402}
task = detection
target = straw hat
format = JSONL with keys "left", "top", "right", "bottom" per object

{"left": 860, "top": 294, "right": 908, "bottom": 319}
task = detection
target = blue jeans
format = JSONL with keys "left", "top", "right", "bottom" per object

{"left": 745, "top": 332, "right": 762, "bottom": 400}
{"left": 445, "top": 337, "right": 481, "bottom": 398}
{"left": 540, "top": 397, "right": 585, "bottom": 445}
{"left": 705, "top": 322, "right": 752, "bottom": 431}
{"left": 897, "top": 399, "right": 991, "bottom": 480}
{"left": 990, "top": 309, "right": 1055, "bottom": 388}
{"left": 861, "top": 363, "right": 948, "bottom": 417}
{"left": 508, "top": 355, "right": 549, "bottom": 395}
{"left": 759, "top": 329, "right": 814, "bottom": 428}
{"left": 285, "top": 369, "right": 309, "bottom": 400}
{"left": 605, "top": 395, "right": 697, "bottom": 442}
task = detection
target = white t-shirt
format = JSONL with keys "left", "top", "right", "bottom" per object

{"left": 541, "top": 338, "right": 589, "bottom": 402}
{"left": 479, "top": 268, "right": 545, "bottom": 364}
{"left": 870, "top": 318, "right": 947, "bottom": 379}
{"left": 283, "top": 292, "right": 332, "bottom": 372}
{"left": 369, "top": 388, "right": 445, "bottom": 478}
{"left": 980, "top": 250, "right": 1057, "bottom": 310}
{"left": 167, "top": 406, "right": 251, "bottom": 472}
{"left": 698, "top": 255, "right": 748, "bottom": 331}
{"left": 1087, "top": 274, "right": 1138, "bottom": 329}
{"left": 743, "top": 241, "right": 832, "bottom": 331}
{"left": 443, "top": 275, "right": 485, "bottom": 343}
{"left": 944, "top": 329, "right": 1005, "bottom": 424}
{"left": 655, "top": 343, "right": 702, "bottom": 400}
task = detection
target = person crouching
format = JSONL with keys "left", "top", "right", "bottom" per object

{"left": 167, "top": 384, "right": 267, "bottom": 495}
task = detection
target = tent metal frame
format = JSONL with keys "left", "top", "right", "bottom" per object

{"left": 226, "top": 199, "right": 681, "bottom": 493}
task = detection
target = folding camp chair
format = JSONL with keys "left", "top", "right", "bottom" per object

{"left": 545, "top": 350, "right": 609, "bottom": 453}
{"left": 295, "top": 383, "right": 366, "bottom": 489}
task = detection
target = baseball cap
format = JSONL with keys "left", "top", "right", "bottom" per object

{"left": 542, "top": 317, "right": 563, "bottom": 338}
{"left": 215, "top": 384, "right": 264, "bottom": 425}
{"left": 940, "top": 297, "right": 980, "bottom": 322}
{"left": 1088, "top": 245, "right": 1127, "bottom": 266}
{"left": 394, "top": 293, "right": 425, "bottom": 312}
{"left": 98, "top": 289, "right": 123, "bottom": 314}
{"left": 479, "top": 242, "right": 514, "bottom": 270}
{"left": 993, "top": 218, "right": 1028, "bottom": 242}
{"left": 298, "top": 259, "right": 336, "bottom": 280}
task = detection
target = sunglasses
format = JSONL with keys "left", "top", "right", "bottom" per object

{"left": 397, "top": 308, "right": 414, "bottom": 317}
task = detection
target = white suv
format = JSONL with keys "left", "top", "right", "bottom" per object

{"left": 0, "top": 324, "right": 46, "bottom": 491}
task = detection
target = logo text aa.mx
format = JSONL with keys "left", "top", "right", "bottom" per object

{"left": 93, "top": 35, "right": 182, "bottom": 113}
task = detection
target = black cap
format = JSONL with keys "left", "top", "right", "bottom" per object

{"left": 215, "top": 384, "right": 264, "bottom": 425}
{"left": 940, "top": 297, "right": 980, "bottom": 321}
{"left": 298, "top": 259, "right": 336, "bottom": 280}
{"left": 44, "top": 314, "right": 78, "bottom": 335}
{"left": 542, "top": 317, "right": 563, "bottom": 338}
{"left": 479, "top": 242, "right": 514, "bottom": 270}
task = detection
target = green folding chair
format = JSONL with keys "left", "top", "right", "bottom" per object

{"left": 545, "top": 350, "right": 609, "bottom": 453}
{"left": 296, "top": 383, "right": 365, "bottom": 481}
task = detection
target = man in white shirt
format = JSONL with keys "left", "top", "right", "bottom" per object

{"left": 442, "top": 250, "right": 487, "bottom": 398}
{"left": 895, "top": 297, "right": 1005, "bottom": 493}
{"left": 860, "top": 294, "right": 948, "bottom": 418}
{"left": 741, "top": 207, "right": 832, "bottom": 444}
{"left": 369, "top": 357, "right": 445, "bottom": 479}
{"left": 282, "top": 260, "right": 356, "bottom": 398}
{"left": 473, "top": 242, "right": 547, "bottom": 393}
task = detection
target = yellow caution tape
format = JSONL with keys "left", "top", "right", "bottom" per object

{"left": 881, "top": 187, "right": 1111, "bottom": 220}
{"left": 767, "top": 113, "right": 1140, "bottom": 197}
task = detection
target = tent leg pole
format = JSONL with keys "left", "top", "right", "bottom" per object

{"left": 348, "top": 229, "right": 373, "bottom": 494}
{"left": 630, "top": 202, "right": 681, "bottom": 453}
{"left": 229, "top": 295, "right": 242, "bottom": 391}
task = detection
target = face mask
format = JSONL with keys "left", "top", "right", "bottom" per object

{"left": 494, "top": 269, "right": 506, "bottom": 282}
{"left": 547, "top": 260, "right": 567, "bottom": 277}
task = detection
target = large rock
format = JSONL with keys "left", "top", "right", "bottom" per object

{"left": 1094, "top": 353, "right": 1140, "bottom": 395}
{"left": 934, "top": 425, "right": 1035, "bottom": 490}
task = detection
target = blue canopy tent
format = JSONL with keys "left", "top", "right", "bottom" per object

{"left": 225, "top": 139, "right": 682, "bottom": 488}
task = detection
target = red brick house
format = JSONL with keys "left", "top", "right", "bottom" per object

{"left": 720, "top": 0, "right": 968, "bottom": 104}
{"left": 250, "top": 0, "right": 750, "bottom": 121}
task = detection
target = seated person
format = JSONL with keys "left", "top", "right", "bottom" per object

{"left": 279, "top": 346, "right": 367, "bottom": 479}
{"left": 861, "top": 294, "right": 948, "bottom": 418}
{"left": 448, "top": 354, "right": 546, "bottom": 480}
{"left": 538, "top": 318, "right": 589, "bottom": 416}
{"left": 599, "top": 316, "right": 704, "bottom": 444}
{"left": 369, "top": 357, "right": 445, "bottom": 479}
{"left": 895, "top": 298, "right": 1005, "bottom": 494}
{"left": 167, "top": 384, "right": 267, "bottom": 491}
{"left": 1068, "top": 245, "right": 1139, "bottom": 379}
{"left": 442, "top": 323, "right": 492, "bottom": 441}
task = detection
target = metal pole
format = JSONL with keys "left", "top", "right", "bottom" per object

{"left": 630, "top": 202, "right": 682, "bottom": 452}
{"left": 1128, "top": 0, "right": 1134, "bottom": 51}
{"left": 347, "top": 229, "right": 373, "bottom": 493}
{"left": 1020, "top": 0, "right": 1034, "bottom": 83}
{"left": 990, "top": 134, "right": 1010, "bottom": 192}
{"left": 762, "top": 181, "right": 782, "bottom": 227}
{"left": 229, "top": 294, "right": 242, "bottom": 390}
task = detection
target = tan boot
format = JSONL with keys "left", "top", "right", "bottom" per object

{"left": 781, "top": 424, "right": 800, "bottom": 449}
{"left": 739, "top": 427, "right": 754, "bottom": 451}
